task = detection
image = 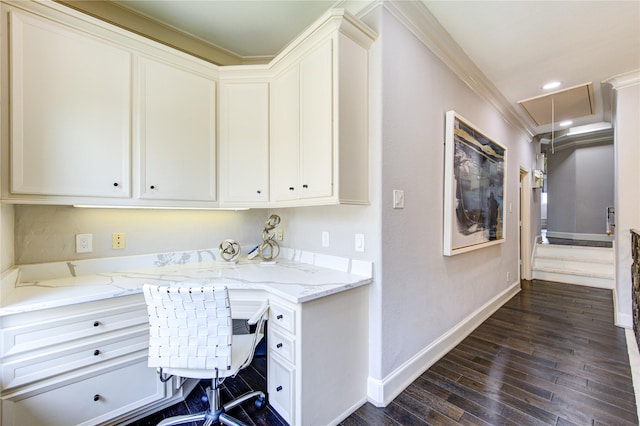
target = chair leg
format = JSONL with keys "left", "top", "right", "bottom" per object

{"left": 219, "top": 412, "right": 247, "bottom": 426}
{"left": 157, "top": 412, "right": 206, "bottom": 426}
{"left": 222, "top": 390, "right": 265, "bottom": 412}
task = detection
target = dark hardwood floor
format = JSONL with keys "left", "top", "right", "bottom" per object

{"left": 130, "top": 280, "right": 638, "bottom": 426}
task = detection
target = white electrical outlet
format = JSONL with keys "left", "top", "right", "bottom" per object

{"left": 321, "top": 231, "right": 330, "bottom": 247}
{"left": 76, "top": 234, "right": 92, "bottom": 253}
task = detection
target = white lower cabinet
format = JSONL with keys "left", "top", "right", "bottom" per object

{"left": 0, "top": 295, "right": 174, "bottom": 426}
{"left": 267, "top": 353, "right": 295, "bottom": 424}
{"left": 267, "top": 286, "right": 369, "bottom": 426}
{"left": 2, "top": 359, "right": 162, "bottom": 426}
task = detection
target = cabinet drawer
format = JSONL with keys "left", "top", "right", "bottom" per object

{"left": 269, "top": 328, "right": 295, "bottom": 364}
{"left": 268, "top": 353, "right": 294, "bottom": 425}
{"left": 1, "top": 302, "right": 148, "bottom": 358}
{"left": 1, "top": 358, "right": 164, "bottom": 426}
{"left": 2, "top": 329, "right": 148, "bottom": 392}
{"left": 269, "top": 301, "right": 296, "bottom": 334}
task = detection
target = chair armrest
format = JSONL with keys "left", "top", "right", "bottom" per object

{"left": 247, "top": 299, "right": 269, "bottom": 325}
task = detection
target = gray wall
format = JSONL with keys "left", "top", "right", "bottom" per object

{"left": 547, "top": 142, "right": 614, "bottom": 237}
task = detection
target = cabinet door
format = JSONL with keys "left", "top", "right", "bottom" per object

{"left": 9, "top": 11, "right": 131, "bottom": 198}
{"left": 270, "top": 65, "right": 300, "bottom": 202}
{"left": 138, "top": 58, "right": 216, "bottom": 201}
{"left": 299, "top": 39, "right": 333, "bottom": 200}
{"left": 220, "top": 82, "right": 269, "bottom": 204}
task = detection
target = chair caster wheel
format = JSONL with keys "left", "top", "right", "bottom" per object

{"left": 254, "top": 396, "right": 266, "bottom": 409}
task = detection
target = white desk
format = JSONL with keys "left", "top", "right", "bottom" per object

{"left": 0, "top": 248, "right": 372, "bottom": 426}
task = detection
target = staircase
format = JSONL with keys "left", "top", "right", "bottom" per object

{"left": 532, "top": 243, "right": 614, "bottom": 289}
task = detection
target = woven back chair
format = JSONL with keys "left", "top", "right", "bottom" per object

{"left": 142, "top": 284, "right": 268, "bottom": 426}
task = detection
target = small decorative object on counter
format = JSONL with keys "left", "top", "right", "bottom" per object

{"left": 219, "top": 239, "right": 241, "bottom": 263}
{"left": 258, "top": 214, "right": 281, "bottom": 261}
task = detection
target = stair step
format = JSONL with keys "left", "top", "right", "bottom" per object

{"left": 532, "top": 268, "right": 614, "bottom": 289}
{"left": 532, "top": 244, "right": 614, "bottom": 289}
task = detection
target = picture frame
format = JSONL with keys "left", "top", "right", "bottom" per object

{"left": 443, "top": 111, "right": 506, "bottom": 256}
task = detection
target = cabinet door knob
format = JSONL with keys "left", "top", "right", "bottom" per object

{"left": 93, "top": 349, "right": 101, "bottom": 356}
{"left": 288, "top": 187, "right": 295, "bottom": 191}
{"left": 93, "top": 321, "right": 100, "bottom": 327}
{"left": 150, "top": 185, "right": 156, "bottom": 190}
{"left": 257, "top": 190, "right": 261, "bottom": 194}
{"left": 276, "top": 386, "right": 283, "bottom": 392}
{"left": 276, "top": 343, "right": 283, "bottom": 348}
{"left": 276, "top": 314, "right": 283, "bottom": 320}
{"left": 93, "top": 394, "right": 101, "bottom": 402}
{"left": 113, "top": 182, "right": 119, "bottom": 187}
{"left": 302, "top": 184, "right": 308, "bottom": 188}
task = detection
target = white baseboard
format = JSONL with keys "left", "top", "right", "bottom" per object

{"left": 366, "top": 281, "right": 521, "bottom": 407}
{"left": 617, "top": 312, "right": 633, "bottom": 329}
{"left": 625, "top": 329, "right": 640, "bottom": 423}
{"left": 545, "top": 231, "right": 613, "bottom": 242}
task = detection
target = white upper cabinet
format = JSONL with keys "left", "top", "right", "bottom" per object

{"left": 219, "top": 79, "right": 269, "bottom": 205}
{"left": 1, "top": 3, "right": 375, "bottom": 209}
{"left": 269, "top": 12, "right": 375, "bottom": 207}
{"left": 270, "top": 64, "right": 302, "bottom": 202}
{"left": 7, "top": 10, "right": 131, "bottom": 199}
{"left": 138, "top": 58, "right": 217, "bottom": 202}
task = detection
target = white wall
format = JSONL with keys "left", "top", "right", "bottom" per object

{"left": 612, "top": 76, "right": 640, "bottom": 328}
{"left": 12, "top": 205, "right": 267, "bottom": 264}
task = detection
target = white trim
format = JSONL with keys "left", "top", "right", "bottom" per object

{"left": 366, "top": 281, "right": 521, "bottom": 406}
{"left": 604, "top": 70, "right": 640, "bottom": 90}
{"left": 624, "top": 328, "right": 640, "bottom": 423}
{"left": 520, "top": 167, "right": 532, "bottom": 280}
{"left": 545, "top": 231, "right": 614, "bottom": 242}
{"left": 617, "top": 311, "right": 633, "bottom": 329}
{"left": 381, "top": 1, "right": 533, "bottom": 138}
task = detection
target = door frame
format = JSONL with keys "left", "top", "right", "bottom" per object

{"left": 519, "top": 168, "right": 533, "bottom": 280}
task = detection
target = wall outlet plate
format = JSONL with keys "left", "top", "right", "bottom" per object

{"left": 112, "top": 232, "right": 125, "bottom": 249}
{"left": 76, "top": 234, "right": 92, "bottom": 253}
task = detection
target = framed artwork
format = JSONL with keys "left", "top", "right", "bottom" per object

{"left": 443, "top": 111, "right": 506, "bottom": 256}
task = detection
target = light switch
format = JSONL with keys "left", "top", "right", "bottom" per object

{"left": 393, "top": 189, "right": 405, "bottom": 209}
{"left": 355, "top": 234, "right": 365, "bottom": 252}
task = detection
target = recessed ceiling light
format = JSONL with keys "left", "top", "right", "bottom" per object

{"left": 559, "top": 120, "right": 573, "bottom": 127}
{"left": 542, "top": 81, "right": 562, "bottom": 90}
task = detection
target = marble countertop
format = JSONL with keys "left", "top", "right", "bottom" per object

{"left": 0, "top": 247, "right": 373, "bottom": 316}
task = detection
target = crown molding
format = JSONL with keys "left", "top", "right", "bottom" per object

{"left": 381, "top": 0, "right": 534, "bottom": 138}
{"left": 604, "top": 70, "right": 640, "bottom": 90}
{"left": 54, "top": 0, "right": 244, "bottom": 65}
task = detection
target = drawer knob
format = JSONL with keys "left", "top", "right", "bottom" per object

{"left": 276, "top": 314, "right": 283, "bottom": 320}
{"left": 93, "top": 394, "right": 101, "bottom": 402}
{"left": 303, "top": 184, "right": 308, "bottom": 188}
{"left": 276, "top": 386, "right": 283, "bottom": 392}
{"left": 93, "top": 349, "right": 101, "bottom": 356}
{"left": 113, "top": 182, "right": 119, "bottom": 187}
{"left": 93, "top": 321, "right": 100, "bottom": 327}
{"left": 288, "top": 187, "right": 294, "bottom": 191}
{"left": 276, "top": 343, "right": 283, "bottom": 348}
{"left": 150, "top": 185, "right": 156, "bottom": 190}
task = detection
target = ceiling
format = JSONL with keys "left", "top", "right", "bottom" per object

{"left": 99, "top": 0, "right": 640, "bottom": 137}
